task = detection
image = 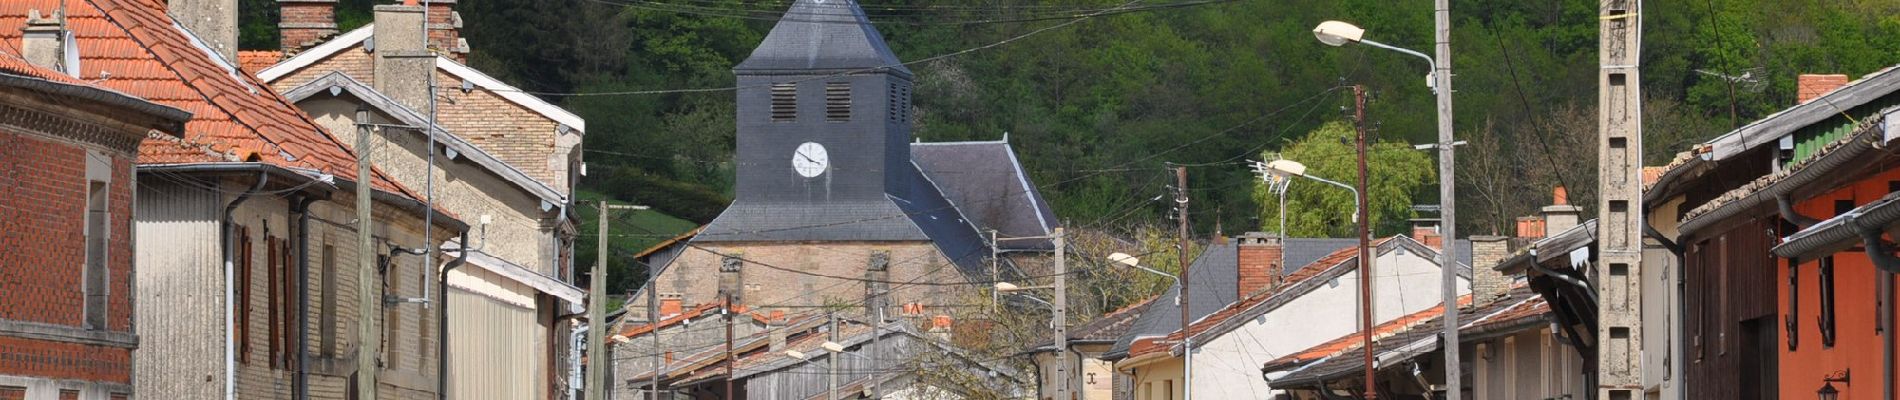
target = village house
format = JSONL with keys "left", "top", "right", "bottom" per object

{"left": 1094, "top": 230, "right": 1470, "bottom": 400}
{"left": 1638, "top": 67, "right": 1900, "bottom": 400}
{"left": 231, "top": 0, "right": 591, "bottom": 397}
{"left": 2, "top": 1, "right": 472, "bottom": 399}
{"left": 1024, "top": 295, "right": 1152, "bottom": 400}
{"left": 0, "top": 41, "right": 190, "bottom": 399}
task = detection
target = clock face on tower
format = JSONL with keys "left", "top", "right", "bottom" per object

{"left": 792, "top": 142, "right": 829, "bottom": 178}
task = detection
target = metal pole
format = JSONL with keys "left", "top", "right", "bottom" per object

{"left": 1173, "top": 166, "right": 1192, "bottom": 400}
{"left": 992, "top": 230, "right": 1000, "bottom": 313}
{"left": 1352, "top": 85, "right": 1377, "bottom": 399}
{"left": 828, "top": 313, "right": 839, "bottom": 400}
{"left": 724, "top": 293, "right": 735, "bottom": 400}
{"left": 355, "top": 108, "right": 381, "bottom": 400}
{"left": 1432, "top": 0, "right": 1462, "bottom": 398}
{"left": 588, "top": 200, "right": 610, "bottom": 400}
{"left": 1053, "top": 228, "right": 1070, "bottom": 400}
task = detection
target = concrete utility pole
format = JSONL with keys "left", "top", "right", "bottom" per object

{"left": 1596, "top": 0, "right": 1645, "bottom": 398}
{"left": 1431, "top": 0, "right": 1462, "bottom": 398}
{"left": 1052, "top": 227, "right": 1070, "bottom": 400}
{"left": 592, "top": 201, "right": 647, "bottom": 400}
{"left": 355, "top": 108, "right": 380, "bottom": 400}
{"left": 1173, "top": 166, "right": 1193, "bottom": 400}
{"left": 1351, "top": 86, "right": 1377, "bottom": 399}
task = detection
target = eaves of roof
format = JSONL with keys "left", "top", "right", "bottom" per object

{"left": 257, "top": 25, "right": 586, "bottom": 132}
{"left": 281, "top": 71, "right": 569, "bottom": 205}
{"left": 1263, "top": 288, "right": 1546, "bottom": 388}
{"left": 451, "top": 243, "right": 584, "bottom": 304}
{"left": 1495, "top": 219, "right": 1598, "bottom": 273}
{"left": 1676, "top": 107, "right": 1900, "bottom": 238}
{"left": 0, "top": 61, "right": 190, "bottom": 131}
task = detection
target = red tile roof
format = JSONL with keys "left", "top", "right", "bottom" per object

{"left": 236, "top": 50, "right": 280, "bottom": 75}
{"left": 1264, "top": 296, "right": 1469, "bottom": 369}
{"left": 0, "top": 0, "right": 416, "bottom": 199}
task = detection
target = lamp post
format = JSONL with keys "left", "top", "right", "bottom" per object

{"left": 1315, "top": 14, "right": 1459, "bottom": 399}
{"left": 1106, "top": 253, "right": 1189, "bottom": 400}
{"left": 1256, "top": 158, "right": 1373, "bottom": 397}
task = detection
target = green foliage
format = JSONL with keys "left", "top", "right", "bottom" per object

{"left": 572, "top": 190, "right": 700, "bottom": 295}
{"left": 237, "top": 0, "right": 1900, "bottom": 237}
{"left": 1254, "top": 122, "right": 1435, "bottom": 238}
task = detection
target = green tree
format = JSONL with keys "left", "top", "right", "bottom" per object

{"left": 1253, "top": 121, "right": 1435, "bottom": 238}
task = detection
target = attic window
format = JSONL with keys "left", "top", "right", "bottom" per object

{"left": 770, "top": 83, "right": 797, "bottom": 122}
{"left": 826, "top": 82, "right": 851, "bottom": 122}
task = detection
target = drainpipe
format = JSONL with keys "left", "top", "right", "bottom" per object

{"left": 1779, "top": 194, "right": 1824, "bottom": 229}
{"left": 293, "top": 196, "right": 320, "bottom": 400}
{"left": 222, "top": 172, "right": 269, "bottom": 400}
{"left": 1859, "top": 228, "right": 1899, "bottom": 400}
{"left": 437, "top": 231, "right": 470, "bottom": 400}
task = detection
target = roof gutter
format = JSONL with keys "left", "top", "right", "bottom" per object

{"left": 0, "top": 72, "right": 191, "bottom": 132}
{"left": 1774, "top": 193, "right": 1900, "bottom": 263}
{"left": 1679, "top": 114, "right": 1891, "bottom": 237}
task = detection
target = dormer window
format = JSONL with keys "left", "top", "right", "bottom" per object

{"left": 826, "top": 82, "right": 851, "bottom": 122}
{"left": 771, "top": 83, "right": 797, "bottom": 122}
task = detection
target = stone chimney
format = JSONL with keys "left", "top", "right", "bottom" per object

{"left": 1542, "top": 186, "right": 1583, "bottom": 235}
{"left": 20, "top": 10, "right": 65, "bottom": 71}
{"left": 278, "top": 0, "right": 338, "bottom": 55}
{"left": 1515, "top": 216, "right": 1546, "bottom": 239}
{"left": 372, "top": 2, "right": 433, "bottom": 111}
{"left": 1410, "top": 218, "right": 1444, "bottom": 249}
{"left": 1235, "top": 232, "right": 1282, "bottom": 297}
{"left": 168, "top": 0, "right": 239, "bottom": 62}
{"left": 1468, "top": 236, "right": 1512, "bottom": 306}
{"left": 716, "top": 255, "right": 743, "bottom": 305}
{"left": 421, "top": 0, "right": 468, "bottom": 62}
{"left": 1798, "top": 74, "right": 1850, "bottom": 104}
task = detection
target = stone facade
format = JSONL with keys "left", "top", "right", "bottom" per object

{"left": 629, "top": 241, "right": 976, "bottom": 320}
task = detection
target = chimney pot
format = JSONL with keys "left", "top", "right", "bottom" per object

{"left": 1540, "top": 186, "right": 1582, "bottom": 235}
{"left": 1798, "top": 74, "right": 1851, "bottom": 104}
{"left": 1409, "top": 218, "right": 1443, "bottom": 249}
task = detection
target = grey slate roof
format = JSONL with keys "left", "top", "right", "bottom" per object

{"left": 911, "top": 140, "right": 1059, "bottom": 250}
{"left": 732, "top": 0, "right": 912, "bottom": 77}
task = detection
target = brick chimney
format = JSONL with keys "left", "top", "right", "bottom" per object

{"left": 1468, "top": 236, "right": 1512, "bottom": 306}
{"left": 168, "top": 0, "right": 239, "bottom": 62}
{"left": 1542, "top": 186, "right": 1582, "bottom": 235}
{"left": 373, "top": 2, "right": 433, "bottom": 111}
{"left": 421, "top": 0, "right": 468, "bottom": 62}
{"left": 1798, "top": 74, "right": 1850, "bottom": 104}
{"left": 1515, "top": 216, "right": 1546, "bottom": 239}
{"left": 1236, "top": 232, "right": 1283, "bottom": 297}
{"left": 278, "top": 0, "right": 338, "bottom": 56}
{"left": 929, "top": 315, "right": 954, "bottom": 342}
{"left": 1410, "top": 218, "right": 1444, "bottom": 249}
{"left": 20, "top": 10, "right": 65, "bottom": 71}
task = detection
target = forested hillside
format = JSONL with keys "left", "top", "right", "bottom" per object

{"left": 240, "top": 0, "right": 1900, "bottom": 286}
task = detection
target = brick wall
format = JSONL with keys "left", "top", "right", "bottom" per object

{"left": 1235, "top": 233, "right": 1281, "bottom": 297}
{"left": 279, "top": 0, "right": 338, "bottom": 55}
{"left": 432, "top": 70, "right": 566, "bottom": 192}
{"left": 630, "top": 241, "right": 975, "bottom": 319}
{"left": 270, "top": 45, "right": 375, "bottom": 92}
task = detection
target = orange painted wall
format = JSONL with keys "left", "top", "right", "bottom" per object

{"left": 1779, "top": 168, "right": 1900, "bottom": 400}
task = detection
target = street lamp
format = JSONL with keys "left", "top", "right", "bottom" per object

{"left": 1108, "top": 253, "right": 1193, "bottom": 400}
{"left": 1315, "top": 13, "right": 1460, "bottom": 400}
{"left": 1256, "top": 156, "right": 1374, "bottom": 398}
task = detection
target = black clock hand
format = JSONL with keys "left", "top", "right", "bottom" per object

{"left": 797, "top": 152, "right": 818, "bottom": 164}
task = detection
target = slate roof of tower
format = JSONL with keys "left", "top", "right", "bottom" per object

{"left": 732, "top": 0, "right": 911, "bottom": 77}
{"left": 912, "top": 140, "right": 1059, "bottom": 250}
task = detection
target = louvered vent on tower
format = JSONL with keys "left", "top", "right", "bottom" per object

{"left": 826, "top": 82, "right": 852, "bottom": 122}
{"left": 771, "top": 83, "right": 797, "bottom": 122}
{"left": 889, "top": 82, "right": 911, "bottom": 124}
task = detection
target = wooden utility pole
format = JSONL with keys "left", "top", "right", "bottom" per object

{"left": 354, "top": 108, "right": 380, "bottom": 400}
{"left": 828, "top": 313, "right": 839, "bottom": 400}
{"left": 1173, "top": 166, "right": 1192, "bottom": 400}
{"left": 592, "top": 201, "right": 647, "bottom": 400}
{"left": 1052, "top": 227, "right": 1070, "bottom": 400}
{"left": 1596, "top": 0, "right": 1645, "bottom": 398}
{"left": 1431, "top": 0, "right": 1462, "bottom": 398}
{"left": 1352, "top": 85, "right": 1377, "bottom": 399}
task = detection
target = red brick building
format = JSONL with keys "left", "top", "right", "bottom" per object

{"left": 0, "top": 39, "right": 189, "bottom": 398}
